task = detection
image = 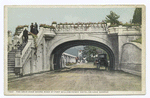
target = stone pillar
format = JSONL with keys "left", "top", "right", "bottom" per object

{"left": 43, "top": 38, "right": 47, "bottom": 71}
{"left": 118, "top": 25, "right": 123, "bottom": 70}
{"left": 50, "top": 54, "right": 54, "bottom": 71}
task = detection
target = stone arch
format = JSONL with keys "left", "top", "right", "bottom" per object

{"left": 47, "top": 33, "right": 118, "bottom": 70}
{"left": 50, "top": 40, "right": 115, "bottom": 70}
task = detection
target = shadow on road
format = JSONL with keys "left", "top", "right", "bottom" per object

{"left": 54, "top": 67, "right": 109, "bottom": 73}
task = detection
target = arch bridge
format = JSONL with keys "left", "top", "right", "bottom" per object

{"left": 10, "top": 23, "right": 141, "bottom": 76}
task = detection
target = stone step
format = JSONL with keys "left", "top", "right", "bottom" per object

{"left": 8, "top": 67, "right": 15, "bottom": 72}
{"left": 8, "top": 55, "right": 15, "bottom": 57}
{"left": 8, "top": 52, "right": 16, "bottom": 54}
{"left": 8, "top": 71, "right": 15, "bottom": 73}
{"left": 8, "top": 55, "right": 15, "bottom": 56}
{"left": 8, "top": 64, "right": 15, "bottom": 66}
{"left": 8, "top": 58, "right": 15, "bottom": 60}
{"left": 8, "top": 68, "right": 15, "bottom": 72}
{"left": 8, "top": 52, "right": 15, "bottom": 54}
{"left": 8, "top": 73, "right": 16, "bottom": 75}
{"left": 8, "top": 59, "right": 15, "bottom": 60}
{"left": 8, "top": 61, "right": 15, "bottom": 63}
{"left": 8, "top": 60, "right": 15, "bottom": 62}
{"left": 8, "top": 73, "right": 17, "bottom": 78}
{"left": 8, "top": 65, "right": 15, "bottom": 67}
{"left": 8, "top": 54, "right": 15, "bottom": 56}
{"left": 8, "top": 56, "right": 15, "bottom": 57}
{"left": 8, "top": 62, "right": 15, "bottom": 64}
{"left": 8, "top": 52, "right": 16, "bottom": 55}
{"left": 8, "top": 66, "right": 15, "bottom": 68}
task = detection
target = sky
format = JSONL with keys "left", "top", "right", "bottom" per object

{"left": 64, "top": 46, "right": 84, "bottom": 56}
{"left": 7, "top": 7, "right": 135, "bottom": 34}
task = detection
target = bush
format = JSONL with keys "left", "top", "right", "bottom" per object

{"left": 66, "top": 62, "right": 76, "bottom": 66}
{"left": 14, "top": 25, "right": 29, "bottom": 36}
{"left": 52, "top": 21, "right": 57, "bottom": 24}
{"left": 131, "top": 37, "right": 142, "bottom": 44}
{"left": 39, "top": 24, "right": 55, "bottom": 29}
{"left": 109, "top": 24, "right": 140, "bottom": 27}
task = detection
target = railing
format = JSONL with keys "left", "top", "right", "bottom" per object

{"left": 36, "top": 27, "right": 44, "bottom": 45}
{"left": 56, "top": 25, "right": 107, "bottom": 33}
{"left": 15, "top": 27, "right": 44, "bottom": 68}
{"left": 13, "top": 30, "right": 23, "bottom": 45}
{"left": 21, "top": 41, "right": 32, "bottom": 66}
{"left": 108, "top": 26, "right": 141, "bottom": 34}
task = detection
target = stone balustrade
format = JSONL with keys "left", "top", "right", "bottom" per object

{"left": 108, "top": 25, "right": 141, "bottom": 35}
{"left": 13, "top": 27, "right": 28, "bottom": 49}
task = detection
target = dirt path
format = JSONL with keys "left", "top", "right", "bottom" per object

{"left": 8, "top": 63, "right": 141, "bottom": 91}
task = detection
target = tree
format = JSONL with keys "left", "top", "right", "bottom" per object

{"left": 105, "top": 11, "right": 120, "bottom": 25}
{"left": 132, "top": 8, "right": 142, "bottom": 24}
{"left": 82, "top": 46, "right": 108, "bottom": 62}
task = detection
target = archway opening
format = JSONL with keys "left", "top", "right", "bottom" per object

{"left": 51, "top": 40, "right": 115, "bottom": 70}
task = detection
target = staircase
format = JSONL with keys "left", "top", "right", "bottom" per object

{"left": 8, "top": 42, "right": 28, "bottom": 78}
{"left": 8, "top": 50, "right": 16, "bottom": 77}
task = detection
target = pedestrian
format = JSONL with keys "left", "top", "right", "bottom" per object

{"left": 23, "top": 28, "right": 28, "bottom": 43}
{"left": 97, "top": 59, "right": 100, "bottom": 69}
{"left": 76, "top": 57, "right": 79, "bottom": 63}
{"left": 35, "top": 22, "right": 38, "bottom": 34}
{"left": 30, "top": 23, "right": 34, "bottom": 33}
{"left": 33, "top": 27, "right": 37, "bottom": 35}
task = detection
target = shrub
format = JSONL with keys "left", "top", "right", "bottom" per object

{"left": 14, "top": 25, "right": 29, "bottom": 36}
{"left": 39, "top": 24, "right": 55, "bottom": 29}
{"left": 52, "top": 21, "right": 57, "bottom": 24}
{"left": 131, "top": 37, "right": 142, "bottom": 44}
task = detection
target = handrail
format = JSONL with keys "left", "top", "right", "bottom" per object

{"left": 36, "top": 27, "right": 44, "bottom": 45}
{"left": 18, "top": 30, "right": 23, "bottom": 39}
{"left": 13, "top": 27, "right": 28, "bottom": 45}
{"left": 16, "top": 27, "right": 43, "bottom": 67}
{"left": 21, "top": 41, "right": 32, "bottom": 66}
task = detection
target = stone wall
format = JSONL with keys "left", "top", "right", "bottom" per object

{"left": 60, "top": 53, "right": 76, "bottom": 68}
{"left": 120, "top": 42, "right": 141, "bottom": 76}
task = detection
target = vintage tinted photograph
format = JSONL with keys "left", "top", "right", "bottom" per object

{"left": 4, "top": 5, "right": 145, "bottom": 95}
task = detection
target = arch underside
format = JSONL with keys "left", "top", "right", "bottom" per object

{"left": 51, "top": 40, "right": 115, "bottom": 70}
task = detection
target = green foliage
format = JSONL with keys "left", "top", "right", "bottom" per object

{"left": 39, "top": 24, "right": 55, "bottom": 29}
{"left": 105, "top": 11, "right": 120, "bottom": 25}
{"left": 131, "top": 37, "right": 142, "bottom": 44}
{"left": 66, "top": 62, "right": 76, "bottom": 66}
{"left": 132, "top": 8, "right": 142, "bottom": 25}
{"left": 83, "top": 46, "right": 109, "bottom": 62}
{"left": 109, "top": 24, "right": 140, "bottom": 27}
{"left": 59, "top": 23, "right": 63, "bottom": 25}
{"left": 14, "top": 25, "right": 29, "bottom": 36}
{"left": 52, "top": 21, "right": 57, "bottom": 24}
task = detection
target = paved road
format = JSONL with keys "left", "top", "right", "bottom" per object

{"left": 8, "top": 63, "right": 141, "bottom": 91}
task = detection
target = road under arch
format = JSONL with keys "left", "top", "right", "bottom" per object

{"left": 51, "top": 40, "right": 115, "bottom": 70}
